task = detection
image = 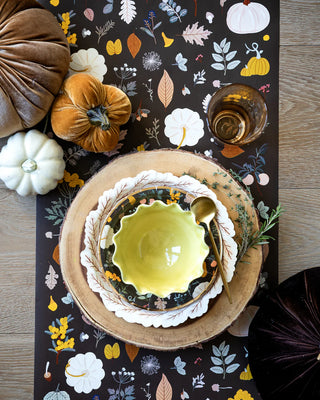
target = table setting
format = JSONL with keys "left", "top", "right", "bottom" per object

{"left": 1, "top": 0, "right": 319, "bottom": 399}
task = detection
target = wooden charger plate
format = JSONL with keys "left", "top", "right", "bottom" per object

{"left": 60, "top": 149, "right": 263, "bottom": 350}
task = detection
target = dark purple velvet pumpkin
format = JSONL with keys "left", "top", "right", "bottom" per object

{"left": 248, "top": 267, "right": 320, "bottom": 400}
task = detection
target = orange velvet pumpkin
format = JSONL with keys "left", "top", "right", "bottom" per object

{"left": 51, "top": 73, "right": 132, "bottom": 153}
{"left": 0, "top": 0, "right": 70, "bottom": 138}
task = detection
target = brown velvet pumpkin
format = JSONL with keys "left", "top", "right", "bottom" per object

{"left": 0, "top": 0, "right": 70, "bottom": 138}
{"left": 51, "top": 73, "right": 132, "bottom": 153}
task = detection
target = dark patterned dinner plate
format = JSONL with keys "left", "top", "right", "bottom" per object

{"left": 99, "top": 186, "right": 221, "bottom": 311}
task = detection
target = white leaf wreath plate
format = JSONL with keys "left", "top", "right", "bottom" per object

{"left": 80, "top": 170, "right": 237, "bottom": 328}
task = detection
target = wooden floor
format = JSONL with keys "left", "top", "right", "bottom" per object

{"left": 0, "top": 1, "right": 319, "bottom": 398}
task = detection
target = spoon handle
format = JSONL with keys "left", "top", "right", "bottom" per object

{"left": 207, "top": 225, "right": 232, "bottom": 304}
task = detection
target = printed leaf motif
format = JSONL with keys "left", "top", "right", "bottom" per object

{"left": 211, "top": 366, "right": 224, "bottom": 374}
{"left": 182, "top": 22, "right": 212, "bottom": 46}
{"left": 193, "top": 70, "right": 206, "bottom": 85}
{"left": 159, "top": 1, "right": 187, "bottom": 23}
{"left": 156, "top": 374, "right": 172, "bottom": 400}
{"left": 52, "top": 244, "right": 60, "bottom": 265}
{"left": 61, "top": 292, "right": 74, "bottom": 307}
{"left": 127, "top": 33, "right": 141, "bottom": 58}
{"left": 221, "top": 143, "right": 244, "bottom": 158}
{"left": 173, "top": 356, "right": 186, "bottom": 375}
{"left": 174, "top": 53, "right": 188, "bottom": 71}
{"left": 84, "top": 8, "right": 94, "bottom": 21}
{"left": 45, "top": 265, "right": 58, "bottom": 290}
{"left": 226, "top": 363, "right": 240, "bottom": 373}
{"left": 103, "top": 0, "right": 114, "bottom": 14}
{"left": 157, "top": 70, "right": 174, "bottom": 108}
{"left": 119, "top": 0, "right": 137, "bottom": 24}
{"left": 106, "top": 39, "right": 122, "bottom": 55}
{"left": 211, "top": 38, "right": 240, "bottom": 75}
{"left": 210, "top": 341, "right": 240, "bottom": 378}
{"left": 104, "top": 342, "right": 120, "bottom": 359}
{"left": 125, "top": 343, "right": 140, "bottom": 362}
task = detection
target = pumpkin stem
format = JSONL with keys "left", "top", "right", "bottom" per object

{"left": 245, "top": 42, "right": 261, "bottom": 59}
{"left": 87, "top": 105, "right": 111, "bottom": 131}
{"left": 21, "top": 159, "right": 37, "bottom": 173}
{"left": 243, "top": 0, "right": 251, "bottom": 5}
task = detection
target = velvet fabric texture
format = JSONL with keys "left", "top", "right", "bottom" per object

{"left": 248, "top": 267, "right": 320, "bottom": 400}
{"left": 0, "top": 0, "right": 70, "bottom": 138}
{"left": 51, "top": 74, "right": 132, "bottom": 153}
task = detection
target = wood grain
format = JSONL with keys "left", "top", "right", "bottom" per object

{"left": 59, "top": 151, "right": 263, "bottom": 350}
{"left": 0, "top": 1, "right": 319, "bottom": 398}
{"left": 0, "top": 335, "right": 34, "bottom": 398}
{"left": 279, "top": 47, "right": 320, "bottom": 189}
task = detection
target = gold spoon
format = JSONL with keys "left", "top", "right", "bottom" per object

{"left": 191, "top": 196, "right": 232, "bottom": 304}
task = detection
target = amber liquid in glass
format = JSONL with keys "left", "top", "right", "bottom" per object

{"left": 210, "top": 104, "right": 251, "bottom": 144}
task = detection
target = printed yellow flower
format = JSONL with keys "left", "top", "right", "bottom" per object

{"left": 49, "top": 325, "right": 60, "bottom": 339}
{"left": 60, "top": 317, "right": 68, "bottom": 326}
{"left": 60, "top": 171, "right": 84, "bottom": 188}
{"left": 137, "top": 144, "right": 145, "bottom": 151}
{"left": 105, "top": 271, "right": 121, "bottom": 282}
{"left": 61, "top": 12, "right": 70, "bottom": 23}
{"left": 68, "top": 33, "right": 77, "bottom": 45}
{"left": 128, "top": 195, "right": 136, "bottom": 205}
{"left": 167, "top": 189, "right": 180, "bottom": 204}
{"left": 228, "top": 389, "right": 254, "bottom": 400}
{"left": 50, "top": 0, "right": 59, "bottom": 6}
{"left": 61, "top": 21, "right": 69, "bottom": 34}
{"left": 55, "top": 337, "right": 75, "bottom": 352}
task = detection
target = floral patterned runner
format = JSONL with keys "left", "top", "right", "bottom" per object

{"left": 35, "top": 1, "right": 279, "bottom": 399}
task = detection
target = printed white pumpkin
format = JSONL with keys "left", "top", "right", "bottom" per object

{"left": 65, "top": 352, "right": 105, "bottom": 394}
{"left": 164, "top": 108, "right": 204, "bottom": 148}
{"left": 43, "top": 385, "right": 70, "bottom": 400}
{"left": 0, "top": 129, "right": 65, "bottom": 196}
{"left": 226, "top": 0, "right": 270, "bottom": 34}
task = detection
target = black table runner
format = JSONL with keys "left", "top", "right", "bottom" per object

{"left": 35, "top": 1, "right": 279, "bottom": 399}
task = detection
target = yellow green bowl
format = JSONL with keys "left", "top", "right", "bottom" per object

{"left": 112, "top": 200, "right": 209, "bottom": 298}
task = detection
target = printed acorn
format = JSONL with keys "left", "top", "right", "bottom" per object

{"left": 43, "top": 362, "right": 52, "bottom": 382}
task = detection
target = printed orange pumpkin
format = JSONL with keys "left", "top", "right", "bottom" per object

{"left": 51, "top": 74, "right": 132, "bottom": 153}
{"left": 0, "top": 0, "right": 70, "bottom": 138}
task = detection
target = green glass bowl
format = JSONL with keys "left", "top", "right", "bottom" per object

{"left": 112, "top": 200, "right": 209, "bottom": 298}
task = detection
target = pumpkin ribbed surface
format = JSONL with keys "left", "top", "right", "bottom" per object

{"left": 0, "top": 0, "right": 70, "bottom": 137}
{"left": 51, "top": 73, "right": 132, "bottom": 153}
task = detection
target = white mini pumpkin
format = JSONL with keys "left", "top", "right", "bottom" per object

{"left": 226, "top": 0, "right": 270, "bottom": 34}
{"left": 0, "top": 129, "right": 65, "bottom": 196}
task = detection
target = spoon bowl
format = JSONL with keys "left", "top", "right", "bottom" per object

{"left": 191, "top": 196, "right": 232, "bottom": 304}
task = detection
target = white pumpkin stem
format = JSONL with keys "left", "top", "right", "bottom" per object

{"left": 21, "top": 158, "right": 37, "bottom": 173}
{"left": 245, "top": 42, "right": 262, "bottom": 59}
{"left": 243, "top": 0, "right": 251, "bottom": 5}
{"left": 87, "top": 105, "right": 111, "bottom": 131}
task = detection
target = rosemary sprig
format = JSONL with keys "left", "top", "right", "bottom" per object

{"left": 249, "top": 204, "right": 283, "bottom": 247}
{"left": 237, "top": 204, "right": 283, "bottom": 262}
{"left": 182, "top": 171, "right": 283, "bottom": 262}
{"left": 95, "top": 20, "right": 115, "bottom": 43}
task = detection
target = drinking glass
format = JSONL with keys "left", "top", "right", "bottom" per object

{"left": 207, "top": 83, "right": 268, "bottom": 145}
